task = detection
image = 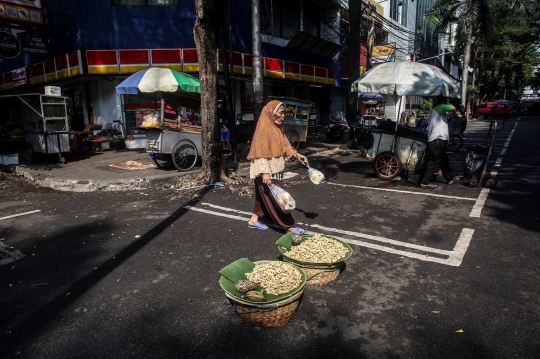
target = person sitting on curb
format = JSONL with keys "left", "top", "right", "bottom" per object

{"left": 420, "top": 96, "right": 461, "bottom": 189}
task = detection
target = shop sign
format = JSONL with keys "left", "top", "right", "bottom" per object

{"left": 0, "top": 31, "right": 21, "bottom": 59}
{"left": 372, "top": 43, "right": 395, "bottom": 64}
{"left": 12, "top": 66, "right": 26, "bottom": 86}
{"left": 185, "top": 107, "right": 200, "bottom": 125}
{"left": 164, "top": 103, "right": 178, "bottom": 120}
{"left": 0, "top": 0, "right": 45, "bottom": 26}
{"left": 17, "top": 31, "right": 47, "bottom": 53}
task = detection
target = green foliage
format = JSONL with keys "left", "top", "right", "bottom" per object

{"left": 419, "top": 100, "right": 433, "bottom": 116}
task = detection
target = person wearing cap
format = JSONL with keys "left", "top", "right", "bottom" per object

{"left": 246, "top": 100, "right": 308, "bottom": 234}
{"left": 420, "top": 96, "right": 461, "bottom": 189}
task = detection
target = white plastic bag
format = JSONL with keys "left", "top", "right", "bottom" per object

{"left": 306, "top": 162, "right": 325, "bottom": 184}
{"left": 268, "top": 184, "right": 296, "bottom": 212}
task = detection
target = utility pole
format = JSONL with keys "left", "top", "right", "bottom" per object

{"left": 347, "top": 0, "right": 362, "bottom": 125}
{"left": 252, "top": 0, "right": 264, "bottom": 131}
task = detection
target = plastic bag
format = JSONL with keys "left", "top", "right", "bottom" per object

{"left": 268, "top": 184, "right": 296, "bottom": 212}
{"left": 464, "top": 147, "right": 487, "bottom": 187}
{"left": 141, "top": 111, "right": 161, "bottom": 129}
{"left": 308, "top": 168, "right": 325, "bottom": 185}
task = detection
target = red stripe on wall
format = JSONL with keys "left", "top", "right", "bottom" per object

{"left": 328, "top": 69, "right": 334, "bottom": 79}
{"left": 68, "top": 51, "right": 80, "bottom": 67}
{"left": 55, "top": 55, "right": 68, "bottom": 70}
{"left": 285, "top": 61, "right": 300, "bottom": 73}
{"left": 243, "top": 53, "right": 252, "bottom": 67}
{"left": 87, "top": 50, "right": 118, "bottom": 66}
{"left": 151, "top": 49, "right": 181, "bottom": 64}
{"left": 30, "top": 63, "right": 44, "bottom": 76}
{"left": 183, "top": 49, "right": 198, "bottom": 64}
{"left": 232, "top": 52, "right": 242, "bottom": 67}
{"left": 301, "top": 65, "right": 314, "bottom": 75}
{"left": 4, "top": 72, "right": 12, "bottom": 82}
{"left": 119, "top": 50, "right": 149, "bottom": 65}
{"left": 315, "top": 67, "right": 326, "bottom": 77}
{"left": 44, "top": 59, "right": 55, "bottom": 73}
{"left": 265, "top": 58, "right": 283, "bottom": 71}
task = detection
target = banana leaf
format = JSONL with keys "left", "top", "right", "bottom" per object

{"left": 276, "top": 232, "right": 353, "bottom": 265}
{"left": 219, "top": 260, "right": 306, "bottom": 304}
{"left": 218, "top": 257, "right": 254, "bottom": 283}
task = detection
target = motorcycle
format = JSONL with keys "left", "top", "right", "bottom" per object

{"left": 324, "top": 112, "right": 348, "bottom": 142}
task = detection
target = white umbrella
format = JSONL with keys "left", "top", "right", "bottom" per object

{"left": 351, "top": 61, "right": 461, "bottom": 99}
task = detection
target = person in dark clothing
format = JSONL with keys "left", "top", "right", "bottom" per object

{"left": 420, "top": 96, "right": 461, "bottom": 189}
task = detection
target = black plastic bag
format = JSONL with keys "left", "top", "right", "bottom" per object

{"left": 464, "top": 147, "right": 487, "bottom": 187}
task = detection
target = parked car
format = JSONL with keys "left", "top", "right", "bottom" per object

{"left": 474, "top": 101, "right": 511, "bottom": 120}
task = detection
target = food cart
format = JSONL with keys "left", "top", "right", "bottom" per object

{"left": 351, "top": 62, "right": 461, "bottom": 180}
{"left": 0, "top": 93, "right": 70, "bottom": 164}
{"left": 116, "top": 67, "right": 202, "bottom": 171}
{"left": 268, "top": 97, "right": 311, "bottom": 149}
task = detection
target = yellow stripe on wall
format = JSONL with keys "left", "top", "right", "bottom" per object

{"left": 300, "top": 75, "right": 314, "bottom": 82}
{"left": 183, "top": 64, "right": 199, "bottom": 72}
{"left": 32, "top": 76, "right": 46, "bottom": 84}
{"left": 45, "top": 73, "right": 56, "bottom": 81}
{"left": 284, "top": 73, "right": 301, "bottom": 80}
{"left": 314, "top": 77, "right": 326, "bottom": 84}
{"left": 57, "top": 69, "right": 69, "bottom": 78}
{"left": 70, "top": 67, "right": 81, "bottom": 76}
{"left": 120, "top": 65, "right": 149, "bottom": 73}
{"left": 265, "top": 71, "right": 283, "bottom": 78}
{"left": 243, "top": 67, "right": 252, "bottom": 75}
{"left": 88, "top": 66, "right": 119, "bottom": 74}
{"left": 153, "top": 64, "right": 182, "bottom": 71}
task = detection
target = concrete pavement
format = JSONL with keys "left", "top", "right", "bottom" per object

{"left": 11, "top": 126, "right": 338, "bottom": 192}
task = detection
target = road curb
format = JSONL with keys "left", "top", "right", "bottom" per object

{"left": 14, "top": 165, "right": 183, "bottom": 192}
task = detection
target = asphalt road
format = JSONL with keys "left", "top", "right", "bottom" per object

{"left": 1, "top": 118, "right": 539, "bottom": 359}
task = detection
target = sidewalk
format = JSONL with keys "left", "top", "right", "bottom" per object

{"left": 12, "top": 126, "right": 344, "bottom": 192}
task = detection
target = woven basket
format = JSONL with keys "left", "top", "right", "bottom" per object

{"left": 283, "top": 258, "right": 343, "bottom": 286}
{"left": 227, "top": 289, "right": 304, "bottom": 327}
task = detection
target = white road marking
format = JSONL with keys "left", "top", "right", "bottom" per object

{"left": 185, "top": 203, "right": 474, "bottom": 266}
{"left": 468, "top": 119, "right": 518, "bottom": 218}
{"left": 326, "top": 182, "right": 476, "bottom": 201}
{"left": 0, "top": 210, "right": 41, "bottom": 221}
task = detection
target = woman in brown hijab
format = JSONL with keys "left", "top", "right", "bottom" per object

{"left": 247, "top": 100, "right": 308, "bottom": 234}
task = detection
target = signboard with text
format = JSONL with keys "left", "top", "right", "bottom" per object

{"left": 0, "top": 0, "right": 45, "bottom": 27}
{"left": 17, "top": 32, "right": 47, "bottom": 53}
{"left": 12, "top": 66, "right": 26, "bottom": 86}
{"left": 0, "top": 30, "right": 21, "bottom": 59}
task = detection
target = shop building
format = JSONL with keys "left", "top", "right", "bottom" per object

{"left": 0, "top": 0, "right": 344, "bottom": 142}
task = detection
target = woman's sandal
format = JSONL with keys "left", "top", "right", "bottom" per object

{"left": 248, "top": 222, "right": 269, "bottom": 230}
{"left": 289, "top": 227, "right": 306, "bottom": 235}
{"left": 420, "top": 183, "right": 438, "bottom": 189}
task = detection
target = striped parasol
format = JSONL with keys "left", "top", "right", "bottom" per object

{"left": 116, "top": 67, "right": 201, "bottom": 95}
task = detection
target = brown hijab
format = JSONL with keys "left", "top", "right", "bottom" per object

{"left": 247, "top": 100, "right": 297, "bottom": 160}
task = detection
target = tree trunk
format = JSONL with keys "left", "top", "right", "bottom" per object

{"left": 347, "top": 0, "right": 362, "bottom": 125}
{"left": 194, "top": 0, "right": 223, "bottom": 183}
{"left": 461, "top": 27, "right": 473, "bottom": 109}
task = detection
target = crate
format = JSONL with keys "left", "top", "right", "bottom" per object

{"left": 0, "top": 154, "right": 19, "bottom": 165}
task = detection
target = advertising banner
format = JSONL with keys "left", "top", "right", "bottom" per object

{"left": 17, "top": 31, "right": 47, "bottom": 53}
{"left": 0, "top": 0, "right": 45, "bottom": 26}
{"left": 0, "top": 31, "right": 21, "bottom": 59}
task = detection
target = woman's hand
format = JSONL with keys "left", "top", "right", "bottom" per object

{"left": 262, "top": 173, "right": 272, "bottom": 185}
{"left": 296, "top": 153, "right": 308, "bottom": 165}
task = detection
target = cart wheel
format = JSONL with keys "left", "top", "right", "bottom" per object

{"left": 447, "top": 135, "right": 463, "bottom": 152}
{"left": 172, "top": 139, "right": 198, "bottom": 171}
{"left": 483, "top": 174, "right": 498, "bottom": 188}
{"left": 25, "top": 143, "right": 34, "bottom": 163}
{"left": 153, "top": 153, "right": 173, "bottom": 168}
{"left": 373, "top": 151, "right": 402, "bottom": 180}
{"left": 286, "top": 130, "right": 300, "bottom": 150}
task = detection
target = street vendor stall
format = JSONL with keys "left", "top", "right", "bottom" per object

{"left": 116, "top": 67, "right": 202, "bottom": 171}
{"left": 0, "top": 93, "right": 70, "bottom": 164}
{"left": 351, "top": 61, "right": 461, "bottom": 179}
